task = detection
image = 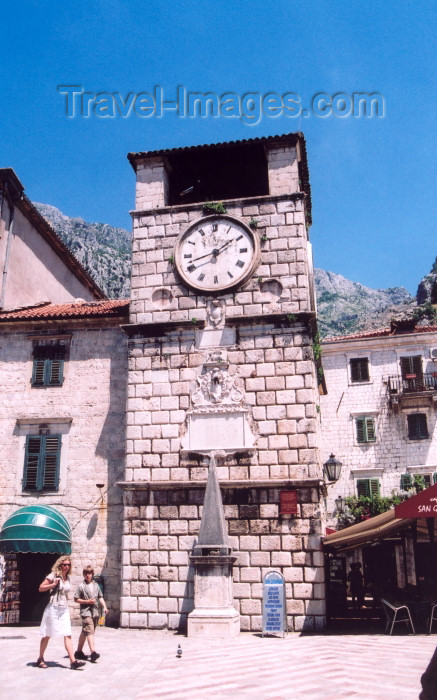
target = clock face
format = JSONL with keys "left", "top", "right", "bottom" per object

{"left": 175, "top": 216, "right": 259, "bottom": 293}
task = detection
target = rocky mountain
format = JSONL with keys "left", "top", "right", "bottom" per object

{"left": 34, "top": 203, "right": 131, "bottom": 299}
{"left": 417, "top": 258, "right": 437, "bottom": 306}
{"left": 35, "top": 202, "right": 421, "bottom": 337}
{"left": 315, "top": 269, "right": 414, "bottom": 337}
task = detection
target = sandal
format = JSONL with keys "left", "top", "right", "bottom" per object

{"left": 70, "top": 660, "right": 85, "bottom": 670}
{"left": 36, "top": 658, "right": 48, "bottom": 669}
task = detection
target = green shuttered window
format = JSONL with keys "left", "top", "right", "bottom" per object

{"left": 356, "top": 478, "right": 380, "bottom": 499}
{"left": 32, "top": 345, "right": 65, "bottom": 387}
{"left": 356, "top": 416, "right": 376, "bottom": 443}
{"left": 400, "top": 473, "right": 413, "bottom": 490}
{"left": 23, "top": 435, "right": 61, "bottom": 491}
{"left": 401, "top": 472, "right": 436, "bottom": 490}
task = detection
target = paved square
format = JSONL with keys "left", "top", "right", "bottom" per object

{"left": 1, "top": 626, "right": 434, "bottom": 699}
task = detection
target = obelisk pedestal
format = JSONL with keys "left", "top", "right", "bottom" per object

{"left": 187, "top": 452, "right": 240, "bottom": 638}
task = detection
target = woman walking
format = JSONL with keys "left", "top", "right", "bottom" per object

{"left": 36, "top": 555, "right": 85, "bottom": 670}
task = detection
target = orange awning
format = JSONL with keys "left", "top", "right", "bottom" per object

{"left": 323, "top": 510, "right": 414, "bottom": 552}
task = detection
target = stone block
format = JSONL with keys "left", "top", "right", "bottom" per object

{"left": 150, "top": 520, "right": 169, "bottom": 535}
{"left": 129, "top": 613, "right": 149, "bottom": 628}
{"left": 276, "top": 390, "right": 296, "bottom": 405}
{"left": 130, "top": 551, "right": 150, "bottom": 566}
{"left": 267, "top": 434, "right": 288, "bottom": 450}
{"left": 139, "top": 565, "right": 158, "bottom": 581}
{"left": 120, "top": 596, "right": 138, "bottom": 612}
{"left": 158, "top": 597, "right": 178, "bottom": 613}
{"left": 149, "top": 581, "right": 169, "bottom": 597}
{"left": 169, "top": 581, "right": 190, "bottom": 597}
{"left": 159, "top": 566, "right": 178, "bottom": 581}
{"left": 293, "top": 583, "right": 313, "bottom": 598}
{"left": 149, "top": 550, "right": 169, "bottom": 565}
{"left": 139, "top": 535, "right": 159, "bottom": 550}
{"left": 158, "top": 536, "right": 178, "bottom": 550}
{"left": 271, "top": 551, "right": 292, "bottom": 566}
{"left": 148, "top": 613, "right": 168, "bottom": 629}
{"left": 240, "top": 567, "right": 261, "bottom": 582}
{"left": 138, "top": 596, "right": 158, "bottom": 612}
{"left": 282, "top": 567, "right": 303, "bottom": 582}
{"left": 250, "top": 519, "right": 270, "bottom": 534}
{"left": 233, "top": 582, "right": 251, "bottom": 598}
{"left": 260, "top": 535, "right": 281, "bottom": 551}
{"left": 240, "top": 599, "right": 261, "bottom": 615}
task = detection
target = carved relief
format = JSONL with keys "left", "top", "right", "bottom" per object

{"left": 206, "top": 299, "right": 225, "bottom": 328}
{"left": 151, "top": 287, "right": 173, "bottom": 308}
{"left": 192, "top": 365, "right": 244, "bottom": 408}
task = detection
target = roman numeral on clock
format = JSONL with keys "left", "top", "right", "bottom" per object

{"left": 187, "top": 264, "right": 196, "bottom": 272}
{"left": 236, "top": 235, "right": 243, "bottom": 241}
{"left": 239, "top": 248, "right": 247, "bottom": 253}
{"left": 184, "top": 254, "right": 192, "bottom": 258}
{"left": 198, "top": 273, "right": 205, "bottom": 281}
{"left": 198, "top": 228, "right": 205, "bottom": 236}
{"left": 228, "top": 271, "right": 233, "bottom": 278}
{"left": 236, "top": 260, "right": 244, "bottom": 268}
{"left": 214, "top": 275, "right": 218, "bottom": 284}
{"left": 212, "top": 223, "right": 218, "bottom": 231}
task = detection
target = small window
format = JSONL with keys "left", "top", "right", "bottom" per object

{"left": 32, "top": 344, "right": 65, "bottom": 387}
{"left": 401, "top": 473, "right": 436, "bottom": 490}
{"left": 356, "top": 417, "right": 376, "bottom": 443}
{"left": 23, "top": 434, "right": 61, "bottom": 491}
{"left": 350, "top": 358, "right": 369, "bottom": 382}
{"left": 407, "top": 413, "right": 428, "bottom": 440}
{"left": 400, "top": 356, "right": 423, "bottom": 383}
{"left": 357, "top": 478, "right": 380, "bottom": 499}
{"left": 400, "top": 473, "right": 413, "bottom": 490}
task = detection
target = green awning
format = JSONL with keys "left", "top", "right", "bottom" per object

{"left": 0, "top": 505, "right": 71, "bottom": 554}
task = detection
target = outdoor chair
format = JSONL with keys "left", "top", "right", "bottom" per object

{"left": 428, "top": 602, "right": 437, "bottom": 635}
{"left": 380, "top": 598, "right": 415, "bottom": 635}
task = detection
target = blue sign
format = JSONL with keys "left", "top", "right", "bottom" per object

{"left": 262, "top": 570, "right": 286, "bottom": 637}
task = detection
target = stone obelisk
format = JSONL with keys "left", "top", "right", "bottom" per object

{"left": 187, "top": 452, "right": 240, "bottom": 638}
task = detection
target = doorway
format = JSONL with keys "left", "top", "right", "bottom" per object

{"left": 17, "top": 553, "right": 58, "bottom": 624}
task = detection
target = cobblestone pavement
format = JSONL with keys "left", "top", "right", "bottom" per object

{"left": 1, "top": 626, "right": 435, "bottom": 699}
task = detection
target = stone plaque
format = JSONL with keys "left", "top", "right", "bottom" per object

{"left": 280, "top": 490, "right": 298, "bottom": 516}
{"left": 262, "top": 570, "right": 287, "bottom": 637}
{"left": 184, "top": 412, "right": 250, "bottom": 451}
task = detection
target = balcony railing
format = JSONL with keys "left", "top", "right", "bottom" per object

{"left": 387, "top": 373, "right": 437, "bottom": 396}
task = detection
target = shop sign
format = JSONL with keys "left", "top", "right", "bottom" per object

{"left": 262, "top": 570, "right": 287, "bottom": 637}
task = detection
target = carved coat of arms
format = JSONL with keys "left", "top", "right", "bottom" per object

{"left": 192, "top": 365, "right": 244, "bottom": 407}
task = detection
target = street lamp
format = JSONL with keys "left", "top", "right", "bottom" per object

{"left": 335, "top": 494, "right": 346, "bottom": 513}
{"left": 323, "top": 453, "right": 342, "bottom": 482}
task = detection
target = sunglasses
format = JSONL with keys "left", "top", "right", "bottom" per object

{"left": 61, "top": 563, "right": 71, "bottom": 567}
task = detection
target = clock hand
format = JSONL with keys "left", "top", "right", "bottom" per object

{"left": 214, "top": 239, "right": 234, "bottom": 255}
{"left": 189, "top": 238, "right": 234, "bottom": 264}
{"left": 189, "top": 250, "right": 217, "bottom": 263}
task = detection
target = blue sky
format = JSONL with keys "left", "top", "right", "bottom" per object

{"left": 1, "top": 0, "right": 436, "bottom": 295}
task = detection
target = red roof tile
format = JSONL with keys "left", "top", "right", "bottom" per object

{"left": 323, "top": 325, "right": 437, "bottom": 343}
{"left": 0, "top": 300, "right": 129, "bottom": 321}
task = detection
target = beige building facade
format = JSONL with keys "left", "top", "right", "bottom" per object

{"left": 0, "top": 300, "right": 128, "bottom": 624}
{"left": 320, "top": 325, "right": 437, "bottom": 528}
{"left": 0, "top": 169, "right": 104, "bottom": 310}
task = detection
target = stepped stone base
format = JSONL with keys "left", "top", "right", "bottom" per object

{"left": 187, "top": 606, "right": 240, "bottom": 638}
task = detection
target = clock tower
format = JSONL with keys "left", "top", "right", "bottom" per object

{"left": 120, "top": 133, "right": 326, "bottom": 633}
